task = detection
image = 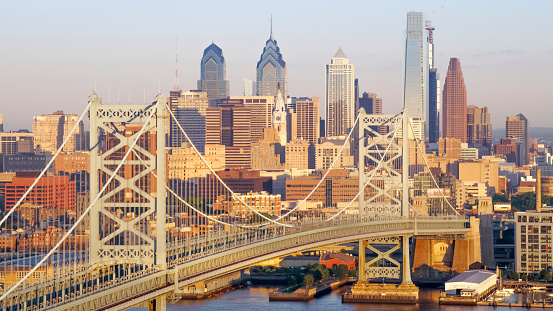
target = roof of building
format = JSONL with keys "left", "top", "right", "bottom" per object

{"left": 320, "top": 252, "right": 355, "bottom": 263}
{"left": 446, "top": 270, "right": 496, "bottom": 285}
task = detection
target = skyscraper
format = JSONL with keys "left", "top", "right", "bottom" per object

{"left": 442, "top": 58, "right": 467, "bottom": 143}
{"left": 206, "top": 99, "right": 251, "bottom": 169}
{"left": 403, "top": 12, "right": 427, "bottom": 141}
{"left": 0, "top": 112, "right": 3, "bottom": 132}
{"left": 466, "top": 105, "right": 491, "bottom": 153}
{"left": 325, "top": 48, "right": 355, "bottom": 137}
{"left": 197, "top": 43, "right": 229, "bottom": 107}
{"left": 256, "top": 18, "right": 287, "bottom": 97}
{"left": 426, "top": 20, "right": 440, "bottom": 144}
{"left": 506, "top": 114, "right": 529, "bottom": 166}
{"left": 32, "top": 111, "right": 85, "bottom": 153}
{"left": 169, "top": 90, "right": 208, "bottom": 153}
{"left": 359, "top": 92, "right": 382, "bottom": 114}
{"left": 295, "top": 97, "right": 320, "bottom": 145}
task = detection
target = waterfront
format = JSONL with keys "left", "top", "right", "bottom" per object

{"left": 167, "top": 285, "right": 553, "bottom": 310}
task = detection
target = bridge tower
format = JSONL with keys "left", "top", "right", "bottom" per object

{"left": 89, "top": 93, "right": 167, "bottom": 270}
{"left": 349, "top": 108, "right": 419, "bottom": 302}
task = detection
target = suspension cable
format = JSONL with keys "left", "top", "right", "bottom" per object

{"left": 167, "top": 105, "right": 292, "bottom": 227}
{"left": 0, "top": 100, "right": 92, "bottom": 228}
{"left": 408, "top": 119, "right": 459, "bottom": 215}
{"left": 0, "top": 96, "right": 161, "bottom": 301}
{"left": 326, "top": 111, "right": 405, "bottom": 221}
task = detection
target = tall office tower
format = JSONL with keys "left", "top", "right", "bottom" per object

{"left": 206, "top": 99, "right": 252, "bottom": 169}
{"left": 506, "top": 114, "right": 529, "bottom": 166}
{"left": 197, "top": 43, "right": 229, "bottom": 107}
{"left": 403, "top": 12, "right": 427, "bottom": 142}
{"left": 32, "top": 111, "right": 85, "bottom": 153}
{"left": 230, "top": 95, "right": 274, "bottom": 143}
{"left": 243, "top": 79, "right": 255, "bottom": 96}
{"left": 170, "top": 90, "right": 209, "bottom": 153}
{"left": 426, "top": 20, "right": 440, "bottom": 144}
{"left": 354, "top": 79, "right": 360, "bottom": 114}
{"left": 466, "top": 105, "right": 491, "bottom": 153}
{"left": 272, "top": 84, "right": 287, "bottom": 145}
{"left": 359, "top": 92, "right": 382, "bottom": 114}
{"left": 0, "top": 112, "right": 3, "bottom": 132}
{"left": 442, "top": 58, "right": 467, "bottom": 143}
{"left": 325, "top": 48, "right": 355, "bottom": 137}
{"left": 296, "top": 97, "right": 320, "bottom": 144}
{"left": 256, "top": 18, "right": 287, "bottom": 97}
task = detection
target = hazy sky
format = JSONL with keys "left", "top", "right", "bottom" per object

{"left": 1, "top": 0, "right": 552, "bottom": 131}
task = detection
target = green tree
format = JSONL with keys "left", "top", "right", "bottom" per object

{"left": 511, "top": 192, "right": 537, "bottom": 212}
{"left": 521, "top": 273, "right": 528, "bottom": 281}
{"left": 248, "top": 212, "right": 273, "bottom": 223}
{"left": 333, "top": 264, "right": 348, "bottom": 278}
{"left": 287, "top": 276, "right": 297, "bottom": 287}
{"left": 492, "top": 193, "right": 510, "bottom": 203}
{"left": 507, "top": 271, "right": 520, "bottom": 280}
{"left": 304, "top": 274, "right": 315, "bottom": 287}
{"left": 348, "top": 269, "right": 358, "bottom": 277}
{"left": 340, "top": 249, "right": 348, "bottom": 254}
{"left": 318, "top": 265, "right": 330, "bottom": 280}
{"left": 539, "top": 269, "right": 551, "bottom": 281}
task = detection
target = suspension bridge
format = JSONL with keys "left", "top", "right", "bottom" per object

{"left": 0, "top": 92, "right": 469, "bottom": 310}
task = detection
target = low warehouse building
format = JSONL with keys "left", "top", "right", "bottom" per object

{"left": 445, "top": 270, "right": 497, "bottom": 297}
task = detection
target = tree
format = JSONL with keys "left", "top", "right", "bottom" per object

{"left": 348, "top": 269, "right": 358, "bottom": 277}
{"left": 539, "top": 269, "right": 551, "bottom": 282}
{"left": 507, "top": 271, "right": 520, "bottom": 280}
{"left": 318, "top": 265, "right": 330, "bottom": 280}
{"left": 287, "top": 276, "right": 297, "bottom": 287}
{"left": 333, "top": 264, "right": 348, "bottom": 278}
{"left": 340, "top": 249, "right": 348, "bottom": 254}
{"left": 248, "top": 212, "right": 273, "bottom": 224}
{"left": 304, "top": 274, "right": 315, "bottom": 287}
{"left": 492, "top": 193, "right": 510, "bottom": 203}
{"left": 511, "top": 192, "right": 537, "bottom": 212}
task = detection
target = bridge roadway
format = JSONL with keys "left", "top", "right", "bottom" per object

{"left": 4, "top": 216, "right": 469, "bottom": 311}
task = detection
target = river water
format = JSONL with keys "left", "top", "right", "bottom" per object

{"left": 167, "top": 285, "right": 553, "bottom": 311}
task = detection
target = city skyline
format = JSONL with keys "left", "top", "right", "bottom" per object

{"left": 1, "top": 1, "right": 552, "bottom": 131}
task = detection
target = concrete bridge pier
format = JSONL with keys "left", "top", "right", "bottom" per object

{"left": 149, "top": 294, "right": 166, "bottom": 311}
{"left": 343, "top": 236, "right": 419, "bottom": 304}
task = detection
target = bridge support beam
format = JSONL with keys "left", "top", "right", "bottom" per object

{"left": 344, "top": 237, "right": 418, "bottom": 304}
{"left": 150, "top": 294, "right": 167, "bottom": 311}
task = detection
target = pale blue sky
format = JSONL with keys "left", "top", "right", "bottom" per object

{"left": 1, "top": 0, "right": 552, "bottom": 131}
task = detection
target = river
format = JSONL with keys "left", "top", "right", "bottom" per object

{"left": 167, "top": 284, "right": 553, "bottom": 310}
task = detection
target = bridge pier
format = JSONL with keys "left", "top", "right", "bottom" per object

{"left": 149, "top": 294, "right": 167, "bottom": 311}
{"left": 343, "top": 236, "right": 419, "bottom": 304}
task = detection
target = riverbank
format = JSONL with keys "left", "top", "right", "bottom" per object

{"left": 268, "top": 277, "right": 353, "bottom": 301}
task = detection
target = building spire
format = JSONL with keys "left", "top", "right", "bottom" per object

{"left": 173, "top": 37, "right": 181, "bottom": 91}
{"left": 270, "top": 14, "right": 274, "bottom": 40}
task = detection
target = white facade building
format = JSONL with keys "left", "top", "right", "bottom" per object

{"left": 325, "top": 48, "right": 355, "bottom": 137}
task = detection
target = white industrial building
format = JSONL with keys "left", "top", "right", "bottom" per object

{"left": 445, "top": 270, "right": 497, "bottom": 297}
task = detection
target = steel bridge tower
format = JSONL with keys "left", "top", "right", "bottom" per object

{"left": 89, "top": 93, "right": 167, "bottom": 269}
{"left": 352, "top": 108, "right": 418, "bottom": 301}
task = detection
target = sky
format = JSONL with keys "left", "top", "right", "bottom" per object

{"left": 1, "top": 0, "right": 552, "bottom": 131}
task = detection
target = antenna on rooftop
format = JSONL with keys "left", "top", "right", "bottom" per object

{"left": 174, "top": 37, "right": 181, "bottom": 91}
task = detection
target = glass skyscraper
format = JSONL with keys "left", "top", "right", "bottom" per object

{"left": 197, "top": 43, "right": 229, "bottom": 107}
{"left": 403, "top": 12, "right": 427, "bottom": 141}
{"left": 256, "top": 23, "right": 287, "bottom": 97}
{"left": 427, "top": 20, "right": 440, "bottom": 144}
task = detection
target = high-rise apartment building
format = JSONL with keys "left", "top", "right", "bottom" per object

{"left": 494, "top": 138, "right": 518, "bottom": 163}
{"left": 426, "top": 20, "right": 440, "bottom": 144}
{"left": 256, "top": 21, "right": 287, "bottom": 97}
{"left": 197, "top": 43, "right": 229, "bottom": 107}
{"left": 442, "top": 58, "right": 467, "bottom": 143}
{"left": 0, "top": 131, "right": 34, "bottom": 154}
{"left": 506, "top": 114, "right": 529, "bottom": 166}
{"left": 0, "top": 113, "right": 3, "bottom": 132}
{"left": 243, "top": 79, "right": 255, "bottom": 96}
{"left": 325, "top": 48, "right": 355, "bottom": 137}
{"left": 32, "top": 111, "right": 85, "bottom": 153}
{"left": 206, "top": 99, "right": 251, "bottom": 169}
{"left": 315, "top": 136, "right": 354, "bottom": 170}
{"left": 403, "top": 12, "right": 427, "bottom": 142}
{"left": 295, "top": 97, "right": 320, "bottom": 144}
{"left": 285, "top": 139, "right": 310, "bottom": 170}
{"left": 466, "top": 105, "right": 491, "bottom": 153}
{"left": 230, "top": 95, "right": 274, "bottom": 144}
{"left": 4, "top": 175, "right": 76, "bottom": 210}
{"left": 169, "top": 90, "right": 209, "bottom": 153}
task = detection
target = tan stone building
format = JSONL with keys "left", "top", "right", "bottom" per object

{"left": 32, "top": 111, "right": 85, "bottom": 153}
{"left": 295, "top": 97, "right": 320, "bottom": 144}
{"left": 285, "top": 139, "right": 310, "bottom": 170}
{"left": 315, "top": 136, "right": 354, "bottom": 170}
{"left": 167, "top": 143, "right": 225, "bottom": 180}
{"left": 438, "top": 137, "right": 462, "bottom": 160}
{"left": 213, "top": 191, "right": 282, "bottom": 218}
{"left": 286, "top": 169, "right": 358, "bottom": 207}
{"left": 251, "top": 128, "right": 284, "bottom": 170}
{"left": 458, "top": 159, "right": 499, "bottom": 194}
